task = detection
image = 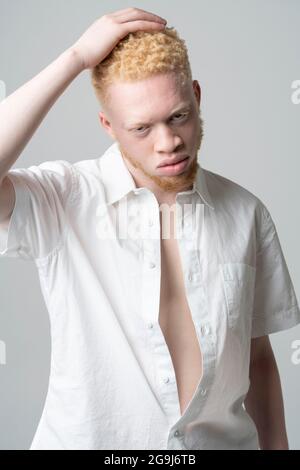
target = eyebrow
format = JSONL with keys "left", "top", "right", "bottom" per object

{"left": 123, "top": 102, "right": 192, "bottom": 129}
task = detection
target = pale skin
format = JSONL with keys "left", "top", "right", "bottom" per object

{"left": 0, "top": 7, "right": 289, "bottom": 450}
{"left": 98, "top": 73, "right": 202, "bottom": 205}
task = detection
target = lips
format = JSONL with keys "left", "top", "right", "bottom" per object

{"left": 158, "top": 156, "right": 189, "bottom": 168}
{"left": 157, "top": 156, "right": 190, "bottom": 175}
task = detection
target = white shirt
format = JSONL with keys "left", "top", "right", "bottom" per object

{"left": 1, "top": 141, "right": 299, "bottom": 450}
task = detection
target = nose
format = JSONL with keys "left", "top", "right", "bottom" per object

{"left": 153, "top": 126, "right": 184, "bottom": 154}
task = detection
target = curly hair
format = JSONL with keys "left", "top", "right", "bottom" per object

{"left": 90, "top": 26, "right": 193, "bottom": 109}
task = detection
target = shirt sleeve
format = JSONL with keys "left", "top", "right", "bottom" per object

{"left": 0, "top": 160, "right": 75, "bottom": 261}
{"left": 251, "top": 202, "right": 300, "bottom": 338}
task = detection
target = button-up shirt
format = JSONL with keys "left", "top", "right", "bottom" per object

{"left": 1, "top": 141, "right": 299, "bottom": 450}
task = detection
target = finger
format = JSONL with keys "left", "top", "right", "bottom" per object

{"left": 122, "top": 20, "right": 167, "bottom": 31}
{"left": 114, "top": 8, "right": 166, "bottom": 24}
{"left": 131, "top": 8, "right": 167, "bottom": 23}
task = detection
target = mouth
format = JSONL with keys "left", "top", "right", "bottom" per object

{"left": 158, "top": 156, "right": 189, "bottom": 168}
{"left": 157, "top": 156, "right": 190, "bottom": 175}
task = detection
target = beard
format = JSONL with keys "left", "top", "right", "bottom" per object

{"left": 118, "top": 111, "right": 204, "bottom": 193}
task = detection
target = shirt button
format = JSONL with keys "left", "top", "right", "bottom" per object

{"left": 163, "top": 377, "right": 170, "bottom": 384}
{"left": 174, "top": 430, "right": 180, "bottom": 437}
{"left": 188, "top": 273, "right": 193, "bottom": 282}
{"left": 149, "top": 262, "right": 156, "bottom": 269}
{"left": 148, "top": 219, "right": 154, "bottom": 227}
{"left": 200, "top": 388, "right": 207, "bottom": 396}
{"left": 148, "top": 322, "right": 154, "bottom": 329}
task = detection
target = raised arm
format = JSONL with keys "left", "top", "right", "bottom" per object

{"left": 0, "top": 7, "right": 167, "bottom": 225}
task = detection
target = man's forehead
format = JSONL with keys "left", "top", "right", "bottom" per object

{"left": 108, "top": 74, "right": 193, "bottom": 125}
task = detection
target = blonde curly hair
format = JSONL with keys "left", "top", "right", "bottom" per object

{"left": 90, "top": 26, "right": 193, "bottom": 109}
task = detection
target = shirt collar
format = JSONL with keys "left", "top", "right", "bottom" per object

{"left": 98, "top": 141, "right": 215, "bottom": 210}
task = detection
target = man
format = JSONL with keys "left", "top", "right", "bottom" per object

{"left": 0, "top": 7, "right": 299, "bottom": 450}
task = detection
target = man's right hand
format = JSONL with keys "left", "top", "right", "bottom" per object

{"left": 71, "top": 7, "right": 167, "bottom": 70}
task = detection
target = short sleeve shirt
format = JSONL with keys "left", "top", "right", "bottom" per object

{"left": 1, "top": 142, "right": 299, "bottom": 450}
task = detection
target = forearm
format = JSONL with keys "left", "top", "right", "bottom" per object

{"left": 244, "top": 356, "right": 289, "bottom": 450}
{"left": 0, "top": 47, "right": 84, "bottom": 182}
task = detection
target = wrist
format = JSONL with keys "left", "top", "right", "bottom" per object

{"left": 66, "top": 45, "right": 86, "bottom": 74}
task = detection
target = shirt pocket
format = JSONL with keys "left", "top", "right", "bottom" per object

{"left": 220, "top": 263, "right": 256, "bottom": 333}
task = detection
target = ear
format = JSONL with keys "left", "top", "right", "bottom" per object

{"left": 192, "top": 80, "right": 201, "bottom": 109}
{"left": 98, "top": 111, "right": 116, "bottom": 140}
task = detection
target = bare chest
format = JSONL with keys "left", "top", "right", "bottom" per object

{"left": 158, "top": 212, "right": 203, "bottom": 416}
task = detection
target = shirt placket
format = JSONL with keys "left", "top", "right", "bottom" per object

{"left": 165, "top": 195, "right": 217, "bottom": 449}
{"left": 139, "top": 190, "right": 217, "bottom": 450}
{"left": 139, "top": 190, "right": 183, "bottom": 429}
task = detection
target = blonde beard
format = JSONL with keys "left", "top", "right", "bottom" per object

{"left": 118, "top": 113, "right": 204, "bottom": 193}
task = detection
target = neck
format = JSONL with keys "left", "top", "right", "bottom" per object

{"left": 132, "top": 173, "right": 192, "bottom": 206}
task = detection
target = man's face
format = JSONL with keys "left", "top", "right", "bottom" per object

{"left": 99, "top": 73, "right": 203, "bottom": 195}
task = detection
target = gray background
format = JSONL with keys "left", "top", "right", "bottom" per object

{"left": 0, "top": 0, "right": 299, "bottom": 449}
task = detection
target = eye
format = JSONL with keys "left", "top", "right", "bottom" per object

{"left": 135, "top": 126, "right": 148, "bottom": 133}
{"left": 133, "top": 112, "right": 189, "bottom": 134}
{"left": 172, "top": 112, "right": 188, "bottom": 121}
